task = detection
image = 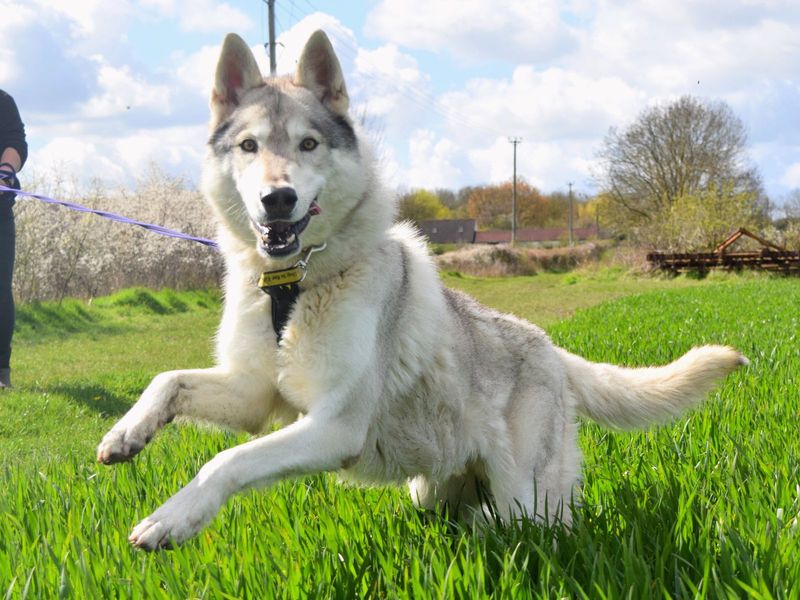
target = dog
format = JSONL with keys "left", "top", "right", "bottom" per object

{"left": 96, "top": 30, "right": 747, "bottom": 550}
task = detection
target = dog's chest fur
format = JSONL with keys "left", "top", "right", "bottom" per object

{"left": 274, "top": 270, "right": 368, "bottom": 414}
{"left": 224, "top": 232, "right": 493, "bottom": 484}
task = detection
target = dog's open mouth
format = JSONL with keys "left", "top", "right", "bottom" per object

{"left": 255, "top": 200, "right": 321, "bottom": 257}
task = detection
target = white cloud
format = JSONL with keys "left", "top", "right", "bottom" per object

{"left": 404, "top": 130, "right": 464, "bottom": 190}
{"left": 566, "top": 1, "right": 800, "bottom": 95}
{"left": 2, "top": 3, "right": 36, "bottom": 82}
{"left": 125, "top": 0, "right": 255, "bottom": 33}
{"left": 351, "top": 44, "right": 431, "bottom": 136}
{"left": 398, "top": 130, "right": 598, "bottom": 194}
{"left": 35, "top": 0, "right": 133, "bottom": 37}
{"left": 274, "top": 13, "right": 360, "bottom": 75}
{"left": 111, "top": 125, "right": 207, "bottom": 175}
{"left": 465, "top": 136, "right": 598, "bottom": 193}
{"left": 81, "top": 61, "right": 173, "bottom": 119}
{"left": 177, "top": 0, "right": 254, "bottom": 33}
{"left": 438, "top": 67, "right": 646, "bottom": 144}
{"left": 366, "top": 0, "right": 576, "bottom": 63}
{"left": 30, "top": 125, "right": 207, "bottom": 188}
{"left": 3, "top": 1, "right": 799, "bottom": 202}
{"left": 31, "top": 137, "right": 128, "bottom": 184}
{"left": 173, "top": 44, "right": 224, "bottom": 98}
{"left": 171, "top": 38, "right": 273, "bottom": 106}
{"left": 270, "top": 13, "right": 434, "bottom": 137}
{"left": 0, "top": 3, "right": 96, "bottom": 111}
{"left": 364, "top": 0, "right": 800, "bottom": 196}
{"left": 780, "top": 162, "right": 800, "bottom": 189}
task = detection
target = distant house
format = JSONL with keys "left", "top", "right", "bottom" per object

{"left": 475, "top": 225, "right": 603, "bottom": 244}
{"left": 417, "top": 219, "right": 476, "bottom": 244}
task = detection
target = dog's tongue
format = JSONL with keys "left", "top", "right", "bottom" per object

{"left": 309, "top": 200, "right": 321, "bottom": 216}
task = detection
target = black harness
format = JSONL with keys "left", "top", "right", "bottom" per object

{"left": 257, "top": 244, "right": 326, "bottom": 341}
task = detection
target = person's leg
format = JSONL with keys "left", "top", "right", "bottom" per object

{"left": 0, "top": 205, "right": 15, "bottom": 387}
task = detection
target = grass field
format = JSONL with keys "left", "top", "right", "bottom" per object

{"left": 1, "top": 275, "right": 798, "bottom": 598}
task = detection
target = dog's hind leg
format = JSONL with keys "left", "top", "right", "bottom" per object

{"left": 482, "top": 384, "right": 574, "bottom": 524}
{"left": 483, "top": 446, "right": 536, "bottom": 522}
{"left": 408, "top": 470, "right": 483, "bottom": 518}
{"left": 97, "top": 367, "right": 281, "bottom": 464}
{"left": 530, "top": 419, "right": 580, "bottom": 527}
{"left": 507, "top": 383, "right": 579, "bottom": 526}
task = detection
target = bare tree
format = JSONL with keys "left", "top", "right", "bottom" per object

{"left": 596, "top": 96, "right": 766, "bottom": 243}
{"left": 782, "top": 189, "right": 800, "bottom": 220}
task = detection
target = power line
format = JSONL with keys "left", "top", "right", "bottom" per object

{"left": 285, "top": 0, "right": 301, "bottom": 23}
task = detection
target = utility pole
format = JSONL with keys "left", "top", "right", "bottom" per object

{"left": 568, "top": 182, "right": 574, "bottom": 247}
{"left": 266, "top": 0, "right": 277, "bottom": 76}
{"left": 595, "top": 199, "right": 600, "bottom": 235}
{"left": 508, "top": 137, "right": 522, "bottom": 246}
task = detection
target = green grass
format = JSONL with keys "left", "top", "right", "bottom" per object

{"left": 1, "top": 277, "right": 798, "bottom": 598}
{"left": 440, "top": 268, "right": 716, "bottom": 327}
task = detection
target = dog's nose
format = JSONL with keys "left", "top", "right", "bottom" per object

{"left": 261, "top": 187, "right": 298, "bottom": 220}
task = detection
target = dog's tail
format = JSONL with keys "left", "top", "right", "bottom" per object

{"left": 556, "top": 345, "right": 747, "bottom": 429}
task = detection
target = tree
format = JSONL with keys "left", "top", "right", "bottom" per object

{"left": 597, "top": 96, "right": 766, "bottom": 245}
{"left": 466, "top": 181, "right": 548, "bottom": 230}
{"left": 397, "top": 189, "right": 452, "bottom": 224}
{"left": 774, "top": 189, "right": 800, "bottom": 250}
{"left": 517, "top": 185, "right": 555, "bottom": 228}
{"left": 465, "top": 180, "right": 593, "bottom": 230}
{"left": 658, "top": 183, "right": 765, "bottom": 251}
{"left": 466, "top": 182, "right": 514, "bottom": 229}
{"left": 781, "top": 189, "right": 800, "bottom": 221}
{"left": 576, "top": 195, "right": 603, "bottom": 229}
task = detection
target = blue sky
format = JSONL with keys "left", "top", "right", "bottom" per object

{"left": 3, "top": 0, "right": 799, "bottom": 203}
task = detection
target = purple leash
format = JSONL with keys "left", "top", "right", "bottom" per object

{"left": 0, "top": 183, "right": 219, "bottom": 249}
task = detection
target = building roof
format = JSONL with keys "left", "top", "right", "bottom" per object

{"left": 417, "top": 219, "right": 476, "bottom": 244}
{"left": 474, "top": 225, "right": 602, "bottom": 244}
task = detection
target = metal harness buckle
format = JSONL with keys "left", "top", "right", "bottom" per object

{"left": 258, "top": 243, "right": 327, "bottom": 341}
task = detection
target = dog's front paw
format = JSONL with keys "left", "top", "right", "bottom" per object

{"left": 97, "top": 373, "right": 181, "bottom": 465}
{"left": 96, "top": 421, "right": 153, "bottom": 464}
{"left": 129, "top": 512, "right": 210, "bottom": 551}
{"left": 128, "top": 517, "right": 175, "bottom": 550}
{"left": 129, "top": 480, "right": 223, "bottom": 551}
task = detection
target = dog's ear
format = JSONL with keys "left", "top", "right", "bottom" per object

{"left": 211, "top": 34, "right": 264, "bottom": 126}
{"left": 294, "top": 30, "right": 349, "bottom": 118}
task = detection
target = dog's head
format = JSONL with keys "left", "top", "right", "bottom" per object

{"left": 203, "top": 31, "right": 370, "bottom": 259}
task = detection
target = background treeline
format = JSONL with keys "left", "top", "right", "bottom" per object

{"left": 399, "top": 96, "right": 800, "bottom": 253}
{"left": 397, "top": 183, "right": 599, "bottom": 231}
{"left": 11, "top": 96, "right": 800, "bottom": 303}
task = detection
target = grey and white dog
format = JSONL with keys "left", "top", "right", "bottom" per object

{"left": 96, "top": 30, "right": 746, "bottom": 550}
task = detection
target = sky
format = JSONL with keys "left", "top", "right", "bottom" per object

{"left": 2, "top": 0, "right": 799, "bottom": 203}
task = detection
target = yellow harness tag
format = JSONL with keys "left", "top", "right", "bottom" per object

{"left": 258, "top": 266, "right": 305, "bottom": 288}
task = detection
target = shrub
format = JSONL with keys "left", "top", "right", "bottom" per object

{"left": 13, "top": 167, "right": 222, "bottom": 302}
{"left": 436, "top": 243, "right": 601, "bottom": 277}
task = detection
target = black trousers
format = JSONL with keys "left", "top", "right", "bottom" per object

{"left": 0, "top": 202, "right": 14, "bottom": 369}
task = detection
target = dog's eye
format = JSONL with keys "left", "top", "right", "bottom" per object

{"left": 300, "top": 137, "right": 319, "bottom": 152}
{"left": 239, "top": 139, "right": 258, "bottom": 153}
